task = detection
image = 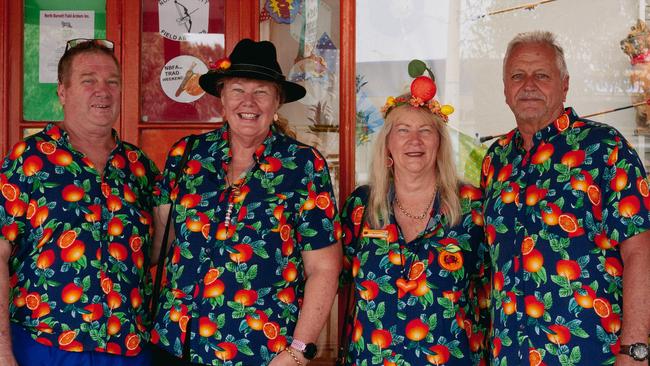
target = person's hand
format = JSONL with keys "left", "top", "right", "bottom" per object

{"left": 0, "top": 350, "right": 19, "bottom": 366}
{"left": 615, "top": 354, "right": 647, "bottom": 366}
{"left": 269, "top": 348, "right": 309, "bottom": 366}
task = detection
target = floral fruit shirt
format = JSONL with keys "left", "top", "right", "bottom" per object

{"left": 480, "top": 108, "right": 650, "bottom": 365}
{"left": 0, "top": 123, "right": 159, "bottom": 356}
{"left": 151, "top": 123, "right": 340, "bottom": 365}
{"left": 340, "top": 184, "right": 487, "bottom": 366}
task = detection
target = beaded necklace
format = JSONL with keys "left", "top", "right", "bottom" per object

{"left": 223, "top": 163, "right": 254, "bottom": 229}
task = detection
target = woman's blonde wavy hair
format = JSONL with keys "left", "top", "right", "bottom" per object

{"left": 366, "top": 102, "right": 461, "bottom": 228}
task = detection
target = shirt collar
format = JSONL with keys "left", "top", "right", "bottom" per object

{"left": 387, "top": 185, "right": 446, "bottom": 236}
{"left": 220, "top": 122, "right": 276, "bottom": 168}
{"left": 512, "top": 107, "right": 577, "bottom": 150}
{"left": 44, "top": 122, "right": 123, "bottom": 152}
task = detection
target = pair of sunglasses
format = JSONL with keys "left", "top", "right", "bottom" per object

{"left": 64, "top": 38, "right": 114, "bottom": 53}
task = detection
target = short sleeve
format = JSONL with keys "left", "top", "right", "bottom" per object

{"left": 339, "top": 185, "right": 369, "bottom": 285}
{"left": 293, "top": 148, "right": 340, "bottom": 251}
{"left": 154, "top": 136, "right": 194, "bottom": 207}
{"left": 0, "top": 142, "right": 31, "bottom": 243}
{"left": 597, "top": 130, "right": 650, "bottom": 244}
{"left": 125, "top": 144, "right": 161, "bottom": 211}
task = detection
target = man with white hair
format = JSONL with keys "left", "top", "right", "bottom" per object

{"left": 481, "top": 31, "right": 650, "bottom": 365}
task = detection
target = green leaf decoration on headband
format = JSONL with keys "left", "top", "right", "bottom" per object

{"left": 408, "top": 59, "right": 435, "bottom": 81}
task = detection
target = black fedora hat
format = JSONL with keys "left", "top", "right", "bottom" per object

{"left": 199, "top": 39, "right": 306, "bottom": 103}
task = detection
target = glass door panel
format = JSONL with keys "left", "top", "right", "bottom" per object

{"left": 355, "top": 0, "right": 642, "bottom": 186}
{"left": 141, "top": 0, "right": 226, "bottom": 123}
{"left": 23, "top": 0, "right": 107, "bottom": 122}
{"left": 259, "top": 1, "right": 342, "bottom": 363}
{"left": 259, "top": 0, "right": 341, "bottom": 200}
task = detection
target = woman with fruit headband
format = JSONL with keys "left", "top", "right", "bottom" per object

{"left": 339, "top": 60, "right": 487, "bottom": 365}
{"left": 149, "top": 39, "right": 342, "bottom": 365}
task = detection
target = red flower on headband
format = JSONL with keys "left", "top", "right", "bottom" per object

{"left": 209, "top": 57, "right": 231, "bottom": 71}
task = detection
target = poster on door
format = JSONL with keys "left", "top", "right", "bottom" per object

{"left": 23, "top": 0, "right": 107, "bottom": 122}
{"left": 158, "top": 0, "right": 210, "bottom": 41}
{"left": 160, "top": 55, "right": 208, "bottom": 103}
{"left": 141, "top": 0, "right": 226, "bottom": 122}
{"left": 39, "top": 11, "right": 95, "bottom": 84}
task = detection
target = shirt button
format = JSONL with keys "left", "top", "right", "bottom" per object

{"left": 205, "top": 248, "right": 211, "bottom": 254}
{"left": 519, "top": 324, "right": 525, "bottom": 330}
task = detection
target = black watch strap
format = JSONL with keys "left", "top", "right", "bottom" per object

{"left": 303, "top": 343, "right": 317, "bottom": 360}
{"left": 620, "top": 343, "right": 649, "bottom": 361}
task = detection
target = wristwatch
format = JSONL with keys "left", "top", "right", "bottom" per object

{"left": 620, "top": 343, "right": 649, "bottom": 361}
{"left": 290, "top": 339, "right": 318, "bottom": 360}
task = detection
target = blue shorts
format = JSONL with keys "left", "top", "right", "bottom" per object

{"left": 11, "top": 323, "right": 151, "bottom": 366}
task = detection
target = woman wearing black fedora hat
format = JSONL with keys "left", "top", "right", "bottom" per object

{"left": 149, "top": 39, "right": 342, "bottom": 366}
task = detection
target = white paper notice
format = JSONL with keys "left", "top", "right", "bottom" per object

{"left": 160, "top": 55, "right": 208, "bottom": 103}
{"left": 39, "top": 11, "right": 95, "bottom": 84}
{"left": 158, "top": 0, "right": 209, "bottom": 41}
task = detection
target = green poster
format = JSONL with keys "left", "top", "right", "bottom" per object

{"left": 23, "top": 0, "right": 106, "bottom": 121}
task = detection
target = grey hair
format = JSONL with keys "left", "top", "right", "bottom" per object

{"left": 503, "top": 30, "right": 568, "bottom": 79}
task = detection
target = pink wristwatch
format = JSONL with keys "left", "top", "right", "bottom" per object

{"left": 290, "top": 339, "right": 318, "bottom": 360}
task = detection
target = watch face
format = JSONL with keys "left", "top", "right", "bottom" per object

{"left": 304, "top": 343, "right": 317, "bottom": 359}
{"left": 631, "top": 344, "right": 649, "bottom": 360}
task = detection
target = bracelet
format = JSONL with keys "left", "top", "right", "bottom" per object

{"left": 285, "top": 347, "right": 303, "bottom": 366}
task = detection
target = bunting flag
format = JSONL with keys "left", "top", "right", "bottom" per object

{"left": 288, "top": 1, "right": 332, "bottom": 84}
{"left": 355, "top": 75, "right": 383, "bottom": 145}
{"left": 456, "top": 130, "right": 488, "bottom": 186}
{"left": 264, "top": 0, "right": 301, "bottom": 24}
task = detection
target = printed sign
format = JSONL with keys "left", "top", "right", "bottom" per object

{"left": 158, "top": 0, "right": 210, "bottom": 41}
{"left": 160, "top": 55, "right": 207, "bottom": 103}
{"left": 39, "top": 11, "right": 94, "bottom": 83}
{"left": 23, "top": 0, "right": 106, "bottom": 121}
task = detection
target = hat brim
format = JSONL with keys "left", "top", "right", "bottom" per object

{"left": 199, "top": 69, "right": 306, "bottom": 103}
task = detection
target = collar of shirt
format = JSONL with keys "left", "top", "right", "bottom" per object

{"left": 387, "top": 185, "right": 447, "bottom": 238}
{"left": 512, "top": 107, "right": 576, "bottom": 152}
{"left": 220, "top": 122, "right": 277, "bottom": 170}
{"left": 43, "top": 123, "right": 124, "bottom": 161}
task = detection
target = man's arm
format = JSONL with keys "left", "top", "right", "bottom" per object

{"left": 0, "top": 239, "right": 18, "bottom": 366}
{"left": 270, "top": 242, "right": 342, "bottom": 365}
{"left": 150, "top": 204, "right": 172, "bottom": 265}
{"left": 616, "top": 230, "right": 650, "bottom": 366}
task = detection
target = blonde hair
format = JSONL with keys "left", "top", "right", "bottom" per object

{"left": 367, "top": 102, "right": 461, "bottom": 228}
{"left": 273, "top": 114, "right": 296, "bottom": 139}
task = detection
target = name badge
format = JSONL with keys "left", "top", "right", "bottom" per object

{"left": 362, "top": 228, "right": 389, "bottom": 240}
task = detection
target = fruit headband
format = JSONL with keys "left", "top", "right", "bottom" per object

{"left": 381, "top": 59, "right": 454, "bottom": 122}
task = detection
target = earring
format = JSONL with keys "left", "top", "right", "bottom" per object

{"left": 273, "top": 113, "right": 279, "bottom": 122}
{"left": 386, "top": 156, "right": 394, "bottom": 167}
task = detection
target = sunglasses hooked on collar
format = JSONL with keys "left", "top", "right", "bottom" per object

{"left": 64, "top": 38, "right": 114, "bottom": 53}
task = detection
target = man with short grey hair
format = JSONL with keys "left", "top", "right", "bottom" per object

{"left": 0, "top": 39, "right": 158, "bottom": 366}
{"left": 481, "top": 30, "right": 650, "bottom": 365}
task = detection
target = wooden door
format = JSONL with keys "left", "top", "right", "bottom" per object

{"left": 0, "top": 0, "right": 258, "bottom": 169}
{"left": 0, "top": 2, "right": 355, "bottom": 364}
{"left": 120, "top": 0, "right": 259, "bottom": 169}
